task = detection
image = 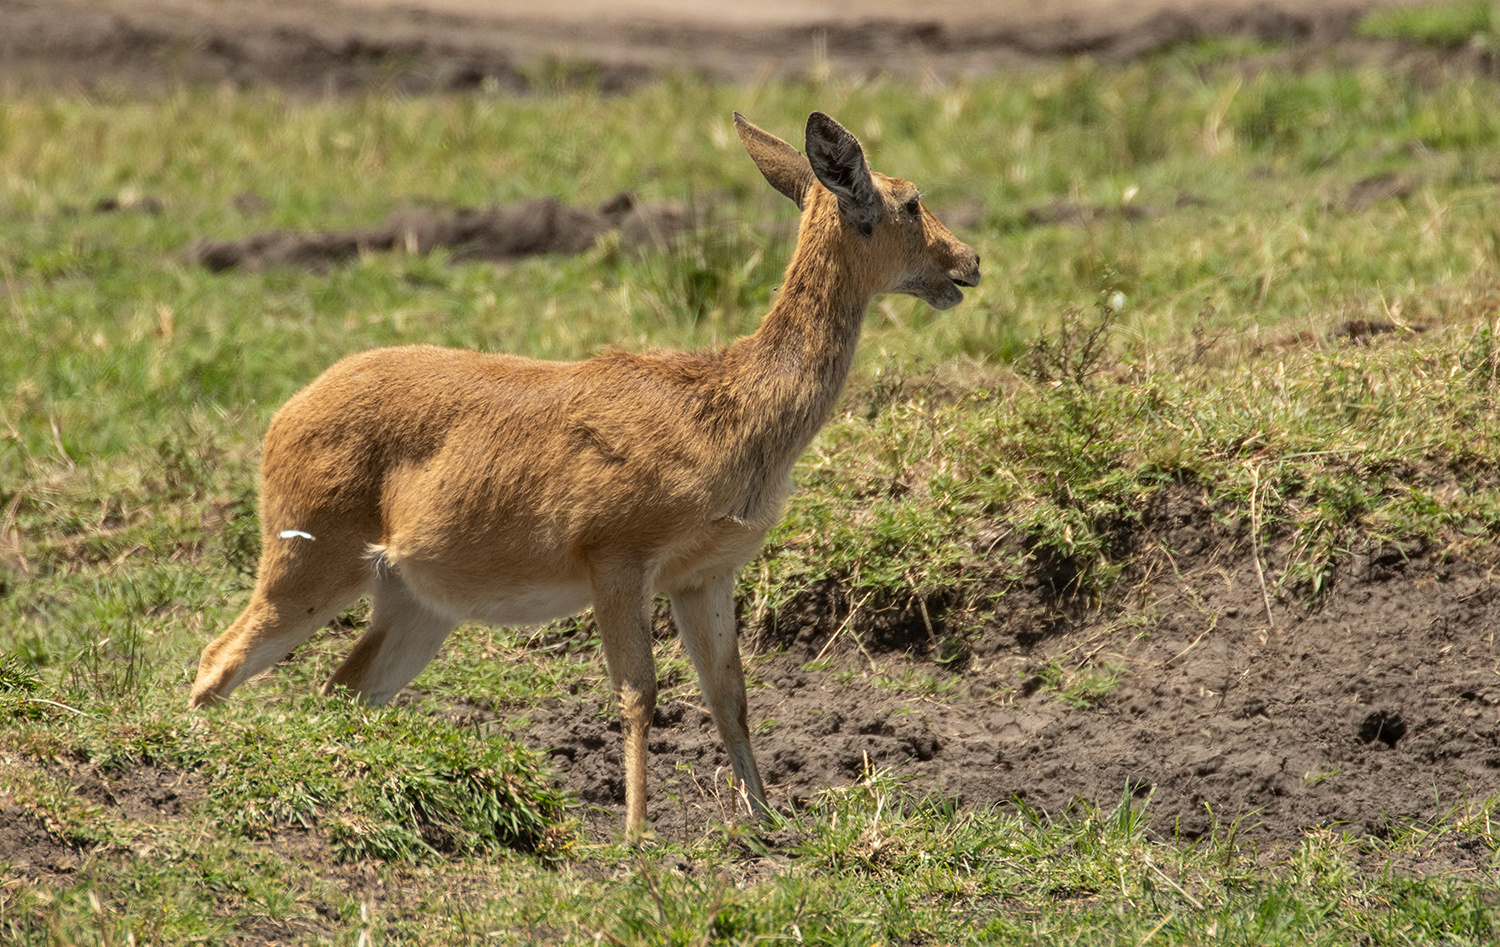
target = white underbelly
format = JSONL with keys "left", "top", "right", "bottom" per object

{"left": 377, "top": 548, "right": 594, "bottom": 627}
{"left": 462, "top": 583, "right": 595, "bottom": 626}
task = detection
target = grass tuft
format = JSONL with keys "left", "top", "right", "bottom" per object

{"left": 0, "top": 693, "right": 574, "bottom": 864}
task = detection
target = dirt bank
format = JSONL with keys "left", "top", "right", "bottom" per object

{"left": 455, "top": 488, "right": 1500, "bottom": 842}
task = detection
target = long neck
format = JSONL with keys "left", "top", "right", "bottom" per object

{"left": 715, "top": 200, "right": 881, "bottom": 486}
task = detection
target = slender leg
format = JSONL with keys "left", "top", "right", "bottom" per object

{"left": 323, "top": 569, "right": 459, "bottom": 705}
{"left": 671, "top": 574, "right": 769, "bottom": 821}
{"left": 590, "top": 565, "right": 656, "bottom": 835}
{"left": 190, "top": 533, "right": 368, "bottom": 707}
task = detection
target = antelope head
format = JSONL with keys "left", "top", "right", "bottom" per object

{"left": 733, "top": 110, "right": 981, "bottom": 310}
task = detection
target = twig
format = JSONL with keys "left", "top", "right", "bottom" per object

{"left": 1165, "top": 617, "right": 1218, "bottom": 668}
{"left": 0, "top": 493, "right": 30, "bottom": 574}
{"left": 815, "top": 589, "right": 875, "bottom": 664}
{"left": 916, "top": 594, "right": 939, "bottom": 653}
{"left": 691, "top": 874, "right": 731, "bottom": 947}
{"left": 24, "top": 698, "right": 93, "bottom": 718}
{"left": 1137, "top": 911, "right": 1177, "bottom": 947}
{"left": 1146, "top": 854, "right": 1204, "bottom": 910}
{"left": 50, "top": 417, "right": 74, "bottom": 468}
{"left": 1, "top": 257, "right": 29, "bottom": 332}
{"left": 633, "top": 848, "right": 669, "bottom": 927}
{"left": 1247, "top": 463, "right": 1276, "bottom": 635}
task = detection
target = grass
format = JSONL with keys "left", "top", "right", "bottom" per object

{"left": 7, "top": 748, "right": 1497, "bottom": 945}
{"left": 0, "top": 661, "right": 571, "bottom": 863}
{"left": 1356, "top": 1, "right": 1499, "bottom": 47}
{"left": 6, "top": 14, "right": 1500, "bottom": 944}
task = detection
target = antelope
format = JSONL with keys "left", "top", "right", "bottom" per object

{"left": 189, "top": 111, "right": 980, "bottom": 834}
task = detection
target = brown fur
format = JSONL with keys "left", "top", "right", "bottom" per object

{"left": 189, "top": 111, "right": 981, "bottom": 834}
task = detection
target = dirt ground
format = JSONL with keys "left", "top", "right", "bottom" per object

{"left": 514, "top": 485, "right": 1500, "bottom": 843}
{"left": 187, "top": 194, "right": 694, "bottom": 272}
{"left": 9, "top": 0, "right": 1498, "bottom": 851}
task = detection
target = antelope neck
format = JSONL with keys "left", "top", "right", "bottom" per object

{"left": 721, "top": 210, "right": 879, "bottom": 467}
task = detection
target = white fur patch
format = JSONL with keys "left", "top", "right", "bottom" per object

{"left": 278, "top": 529, "right": 316, "bottom": 541}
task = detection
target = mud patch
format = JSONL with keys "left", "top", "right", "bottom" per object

{"left": 0, "top": 760, "right": 207, "bottom": 880}
{"left": 189, "top": 193, "right": 692, "bottom": 272}
{"left": 1345, "top": 171, "right": 1414, "bottom": 212}
{"left": 71, "top": 761, "right": 205, "bottom": 824}
{"left": 0, "top": 798, "right": 84, "bottom": 878}
{"left": 1020, "top": 200, "right": 1159, "bottom": 229}
{"left": 506, "top": 492, "right": 1500, "bottom": 844}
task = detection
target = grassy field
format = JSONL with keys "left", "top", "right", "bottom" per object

{"left": 6, "top": 4, "right": 1500, "bottom": 943}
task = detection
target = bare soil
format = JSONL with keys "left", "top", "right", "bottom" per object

{"left": 188, "top": 194, "right": 692, "bottom": 272}
{"left": 0, "top": 761, "right": 206, "bottom": 881}
{"left": 510, "top": 485, "right": 1500, "bottom": 842}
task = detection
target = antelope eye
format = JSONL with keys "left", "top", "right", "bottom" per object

{"left": 905, "top": 196, "right": 922, "bottom": 215}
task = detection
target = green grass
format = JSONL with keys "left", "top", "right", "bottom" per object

{"left": 6, "top": 30, "right": 1500, "bottom": 945}
{"left": 7, "top": 767, "right": 1497, "bottom": 945}
{"left": 0, "top": 661, "right": 571, "bottom": 863}
{"left": 1357, "top": 1, "right": 1498, "bottom": 47}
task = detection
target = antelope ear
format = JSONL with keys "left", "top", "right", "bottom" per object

{"left": 733, "top": 111, "right": 816, "bottom": 209}
{"left": 804, "top": 112, "right": 880, "bottom": 235}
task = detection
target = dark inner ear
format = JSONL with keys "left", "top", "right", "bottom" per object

{"left": 805, "top": 113, "right": 879, "bottom": 234}
{"left": 820, "top": 160, "right": 867, "bottom": 202}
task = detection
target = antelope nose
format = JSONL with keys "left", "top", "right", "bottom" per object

{"left": 952, "top": 255, "right": 981, "bottom": 288}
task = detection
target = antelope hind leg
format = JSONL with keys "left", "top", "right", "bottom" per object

{"left": 591, "top": 566, "right": 657, "bottom": 835}
{"left": 322, "top": 567, "right": 458, "bottom": 705}
{"left": 190, "top": 536, "right": 369, "bottom": 707}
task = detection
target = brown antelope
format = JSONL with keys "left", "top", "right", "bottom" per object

{"left": 189, "top": 111, "right": 980, "bottom": 833}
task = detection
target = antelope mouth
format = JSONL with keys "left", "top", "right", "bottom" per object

{"left": 942, "top": 272, "right": 979, "bottom": 307}
{"left": 903, "top": 266, "right": 980, "bottom": 310}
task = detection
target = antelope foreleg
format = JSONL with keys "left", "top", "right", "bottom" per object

{"left": 672, "top": 575, "right": 769, "bottom": 821}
